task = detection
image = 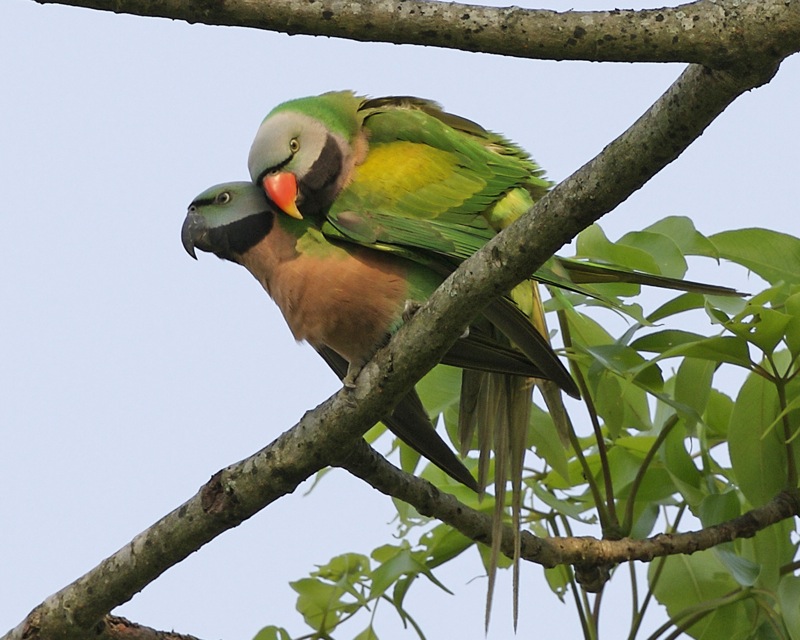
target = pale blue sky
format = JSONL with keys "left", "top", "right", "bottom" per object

{"left": 2, "top": 1, "right": 799, "bottom": 638}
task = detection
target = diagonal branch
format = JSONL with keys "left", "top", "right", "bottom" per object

{"left": 4, "top": 58, "right": 779, "bottom": 640}
{"left": 34, "top": 0, "right": 800, "bottom": 67}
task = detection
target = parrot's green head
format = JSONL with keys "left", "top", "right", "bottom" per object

{"left": 247, "top": 91, "right": 363, "bottom": 221}
{"left": 181, "top": 182, "right": 274, "bottom": 262}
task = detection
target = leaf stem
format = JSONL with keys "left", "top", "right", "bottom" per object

{"left": 628, "top": 505, "right": 686, "bottom": 640}
{"left": 621, "top": 415, "right": 680, "bottom": 534}
{"left": 558, "top": 308, "right": 619, "bottom": 534}
{"left": 774, "top": 375, "right": 798, "bottom": 489}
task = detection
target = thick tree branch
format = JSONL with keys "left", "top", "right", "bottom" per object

{"left": 34, "top": 0, "right": 800, "bottom": 68}
{"left": 4, "top": 58, "right": 779, "bottom": 640}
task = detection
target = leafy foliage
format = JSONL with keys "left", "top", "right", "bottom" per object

{"left": 260, "top": 218, "right": 800, "bottom": 639}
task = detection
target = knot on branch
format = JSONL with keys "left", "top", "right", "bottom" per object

{"left": 200, "top": 471, "right": 239, "bottom": 516}
{"left": 574, "top": 563, "right": 613, "bottom": 593}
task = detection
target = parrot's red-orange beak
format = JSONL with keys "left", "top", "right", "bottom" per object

{"left": 263, "top": 172, "right": 303, "bottom": 220}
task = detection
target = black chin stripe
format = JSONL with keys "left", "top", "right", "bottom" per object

{"left": 209, "top": 212, "right": 274, "bottom": 261}
{"left": 304, "top": 134, "right": 343, "bottom": 192}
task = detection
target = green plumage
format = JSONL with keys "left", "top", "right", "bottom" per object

{"left": 187, "top": 91, "right": 742, "bottom": 627}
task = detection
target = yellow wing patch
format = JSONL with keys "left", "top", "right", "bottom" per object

{"left": 348, "top": 142, "right": 485, "bottom": 219}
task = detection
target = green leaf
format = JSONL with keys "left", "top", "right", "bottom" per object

{"left": 531, "top": 482, "right": 597, "bottom": 519}
{"left": 528, "top": 402, "right": 569, "bottom": 481}
{"left": 544, "top": 564, "right": 570, "bottom": 601}
{"left": 675, "top": 358, "right": 716, "bottom": 423}
{"left": 675, "top": 336, "right": 753, "bottom": 369}
{"left": 370, "top": 545, "right": 452, "bottom": 600}
{"left": 644, "top": 216, "right": 721, "bottom": 259}
{"left": 291, "top": 578, "right": 348, "bottom": 632}
{"left": 728, "top": 372, "right": 787, "bottom": 506}
{"left": 420, "top": 525, "right": 473, "bottom": 569}
{"left": 416, "top": 365, "right": 462, "bottom": 416}
{"left": 725, "top": 306, "right": 793, "bottom": 355}
{"left": 618, "top": 230, "right": 688, "bottom": 278}
{"left": 477, "top": 540, "right": 514, "bottom": 572}
{"left": 778, "top": 575, "right": 800, "bottom": 640}
{"left": 605, "top": 446, "right": 648, "bottom": 495}
{"left": 370, "top": 547, "right": 418, "bottom": 599}
{"left": 711, "top": 228, "right": 800, "bottom": 285}
{"left": 649, "top": 550, "right": 749, "bottom": 640}
{"left": 563, "top": 306, "right": 615, "bottom": 348}
{"left": 715, "top": 549, "right": 760, "bottom": 587}
{"left": 253, "top": 626, "right": 292, "bottom": 640}
{"left": 662, "top": 423, "right": 704, "bottom": 507}
{"left": 399, "top": 440, "right": 423, "bottom": 476}
{"left": 634, "top": 332, "right": 754, "bottom": 370}
{"left": 354, "top": 626, "right": 380, "bottom": 640}
{"left": 632, "top": 329, "right": 708, "bottom": 353}
{"left": 699, "top": 491, "right": 740, "bottom": 527}
{"left": 585, "top": 343, "right": 664, "bottom": 389}
{"left": 741, "top": 518, "right": 796, "bottom": 591}
{"left": 648, "top": 293, "right": 709, "bottom": 323}
{"left": 590, "top": 373, "right": 653, "bottom": 438}
{"left": 703, "top": 389, "right": 734, "bottom": 439}
{"left": 313, "top": 553, "right": 370, "bottom": 582}
{"left": 629, "top": 503, "right": 660, "bottom": 539}
{"left": 576, "top": 224, "right": 663, "bottom": 274}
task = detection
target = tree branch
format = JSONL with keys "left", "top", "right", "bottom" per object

{"left": 4, "top": 57, "right": 779, "bottom": 640}
{"left": 104, "top": 617, "right": 205, "bottom": 640}
{"left": 340, "top": 439, "right": 800, "bottom": 568}
{"left": 34, "top": 0, "right": 800, "bottom": 68}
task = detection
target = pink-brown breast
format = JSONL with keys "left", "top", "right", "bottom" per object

{"left": 239, "top": 223, "right": 410, "bottom": 366}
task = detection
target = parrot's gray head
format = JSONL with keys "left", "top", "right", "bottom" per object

{"left": 247, "top": 112, "right": 331, "bottom": 185}
{"left": 181, "top": 182, "right": 273, "bottom": 262}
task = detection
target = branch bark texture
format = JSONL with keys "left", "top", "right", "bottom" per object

{"left": 35, "top": 0, "right": 800, "bottom": 68}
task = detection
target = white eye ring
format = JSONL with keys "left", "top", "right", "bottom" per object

{"left": 217, "top": 192, "right": 231, "bottom": 205}
{"left": 289, "top": 138, "right": 300, "bottom": 153}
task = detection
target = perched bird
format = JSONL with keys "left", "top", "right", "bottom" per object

{"left": 181, "top": 182, "right": 576, "bottom": 491}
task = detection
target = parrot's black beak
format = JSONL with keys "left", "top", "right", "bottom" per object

{"left": 181, "top": 211, "right": 208, "bottom": 260}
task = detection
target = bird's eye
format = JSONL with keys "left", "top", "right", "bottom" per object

{"left": 216, "top": 192, "right": 231, "bottom": 205}
{"left": 289, "top": 138, "right": 300, "bottom": 153}
{"left": 188, "top": 204, "right": 197, "bottom": 213}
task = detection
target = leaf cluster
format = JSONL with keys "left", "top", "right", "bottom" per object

{"left": 268, "top": 218, "right": 800, "bottom": 640}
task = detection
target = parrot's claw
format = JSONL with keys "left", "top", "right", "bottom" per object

{"left": 402, "top": 300, "right": 422, "bottom": 323}
{"left": 343, "top": 363, "right": 362, "bottom": 389}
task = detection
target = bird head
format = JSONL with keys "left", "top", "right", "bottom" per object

{"left": 247, "top": 92, "right": 362, "bottom": 221}
{"left": 181, "top": 182, "right": 274, "bottom": 262}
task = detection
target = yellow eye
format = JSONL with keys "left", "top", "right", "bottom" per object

{"left": 289, "top": 138, "right": 300, "bottom": 153}
{"left": 216, "top": 192, "right": 231, "bottom": 205}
